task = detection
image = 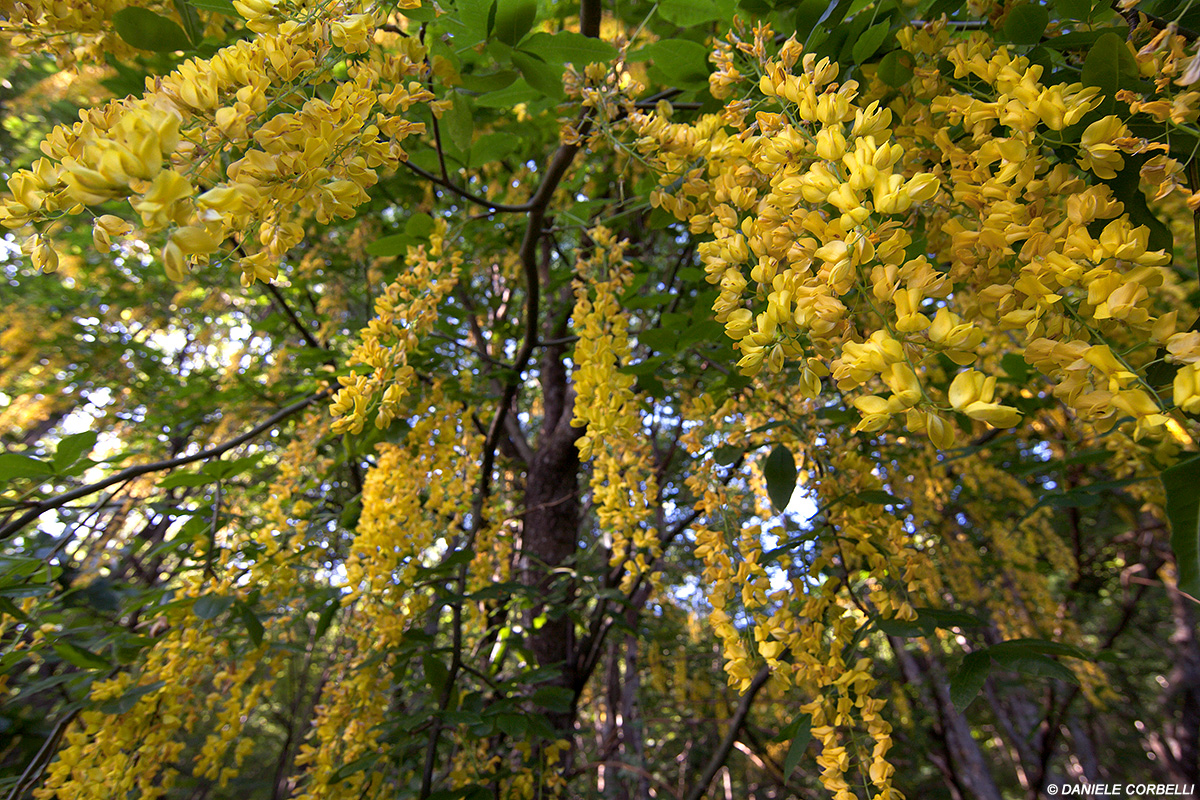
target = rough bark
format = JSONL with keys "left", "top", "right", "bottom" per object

{"left": 890, "top": 639, "right": 1004, "bottom": 800}
{"left": 520, "top": 391, "right": 583, "bottom": 731}
{"left": 1146, "top": 586, "right": 1200, "bottom": 798}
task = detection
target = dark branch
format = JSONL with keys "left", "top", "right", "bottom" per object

{"left": 0, "top": 391, "right": 329, "bottom": 541}
{"left": 264, "top": 282, "right": 324, "bottom": 350}
{"left": 399, "top": 160, "right": 533, "bottom": 214}
{"left": 682, "top": 666, "right": 772, "bottom": 800}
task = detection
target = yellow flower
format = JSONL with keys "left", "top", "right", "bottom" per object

{"left": 949, "top": 370, "right": 1022, "bottom": 427}
{"left": 1077, "top": 115, "right": 1128, "bottom": 179}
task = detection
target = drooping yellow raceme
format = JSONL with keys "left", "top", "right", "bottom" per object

{"left": 330, "top": 220, "right": 462, "bottom": 435}
{"left": 37, "top": 409, "right": 332, "bottom": 800}
{"left": 571, "top": 228, "right": 662, "bottom": 587}
{"left": 297, "top": 385, "right": 482, "bottom": 800}
{"left": 1, "top": 1, "right": 434, "bottom": 287}
{"left": 0, "top": 0, "right": 162, "bottom": 65}
{"left": 631, "top": 23, "right": 1191, "bottom": 449}
{"left": 627, "top": 21, "right": 1185, "bottom": 799}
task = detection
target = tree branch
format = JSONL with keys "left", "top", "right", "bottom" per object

{"left": 682, "top": 665, "right": 772, "bottom": 800}
{"left": 0, "top": 391, "right": 329, "bottom": 541}
{"left": 264, "top": 282, "right": 324, "bottom": 350}
{"left": 399, "top": 160, "right": 534, "bottom": 214}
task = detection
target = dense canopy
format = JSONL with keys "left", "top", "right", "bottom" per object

{"left": 3, "top": 0, "right": 1200, "bottom": 798}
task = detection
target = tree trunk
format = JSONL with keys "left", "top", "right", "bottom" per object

{"left": 520, "top": 382, "right": 583, "bottom": 732}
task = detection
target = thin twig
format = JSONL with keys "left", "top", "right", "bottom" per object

{"left": 682, "top": 666, "right": 772, "bottom": 800}
{"left": 399, "top": 160, "right": 533, "bottom": 213}
{"left": 264, "top": 282, "right": 324, "bottom": 350}
{"left": 0, "top": 391, "right": 329, "bottom": 541}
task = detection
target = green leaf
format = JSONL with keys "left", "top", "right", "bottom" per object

{"left": 713, "top": 444, "right": 742, "bottom": 466}
{"left": 915, "top": 607, "right": 985, "bottom": 630}
{"left": 173, "top": 0, "right": 204, "bottom": 44}
{"left": 53, "top": 431, "right": 98, "bottom": 472}
{"left": 852, "top": 21, "right": 890, "bottom": 63}
{"left": 782, "top": 713, "right": 812, "bottom": 779}
{"left": 519, "top": 31, "right": 617, "bottom": 64}
{"left": 802, "top": 0, "right": 854, "bottom": 41}
{"left": 0, "top": 581, "right": 56, "bottom": 598}
{"left": 878, "top": 49, "right": 914, "bottom": 87}
{"left": 739, "top": 0, "right": 773, "bottom": 15}
{"left": 101, "top": 53, "right": 149, "bottom": 96}
{"left": 854, "top": 489, "right": 901, "bottom": 505}
{"left": 157, "top": 471, "right": 214, "bottom": 488}
{"left": 186, "top": 0, "right": 236, "bottom": 14}
{"left": 1107, "top": 157, "right": 1173, "bottom": 254}
{"left": 1082, "top": 31, "right": 1121, "bottom": 110}
{"left": 0, "top": 453, "right": 54, "bottom": 480}
{"left": 679, "top": 319, "right": 724, "bottom": 346}
{"left": 453, "top": 0, "right": 497, "bottom": 42}
{"left": 53, "top": 642, "right": 110, "bottom": 671}
{"left": 928, "top": 0, "right": 966, "bottom": 15}
{"left": 0, "top": 596, "right": 30, "bottom": 623}
{"left": 637, "top": 326, "right": 680, "bottom": 354}
{"left": 510, "top": 51, "right": 565, "bottom": 100}
{"left": 497, "top": 712, "right": 528, "bottom": 738}
{"left": 445, "top": 92, "right": 475, "bottom": 155}
{"left": 193, "top": 594, "right": 233, "bottom": 620}
{"left": 987, "top": 637, "right": 1089, "bottom": 660}
{"left": 993, "top": 652, "right": 1079, "bottom": 683}
{"left": 112, "top": 7, "right": 194, "bottom": 52}
{"left": 469, "top": 132, "right": 520, "bottom": 167}
{"left": 1001, "top": 352, "right": 1030, "bottom": 382}
{"left": 531, "top": 686, "right": 575, "bottom": 713}
{"left": 315, "top": 593, "right": 341, "bottom": 640}
{"left": 364, "top": 217, "right": 432, "bottom": 259}
{"left": 628, "top": 40, "right": 710, "bottom": 87}
{"left": 424, "top": 652, "right": 450, "bottom": 694}
{"left": 763, "top": 445, "right": 797, "bottom": 511}
{"left": 406, "top": 212, "right": 436, "bottom": 239}
{"left": 877, "top": 617, "right": 925, "bottom": 637}
{"left": 98, "top": 680, "right": 165, "bottom": 715}
{"left": 951, "top": 651, "right": 991, "bottom": 709}
{"left": 367, "top": 234, "right": 419, "bottom": 257}
{"left": 475, "top": 78, "right": 541, "bottom": 108}
{"left": 459, "top": 69, "right": 520, "bottom": 93}
{"left": 400, "top": 3, "right": 437, "bottom": 20}
{"left": 1053, "top": 0, "right": 1093, "bottom": 19}
{"left": 493, "top": 0, "right": 537, "bottom": 46}
{"left": 659, "top": 0, "right": 722, "bottom": 26}
{"left": 1042, "top": 27, "right": 1124, "bottom": 51}
{"left": 203, "top": 454, "right": 262, "bottom": 480}
{"left": 1004, "top": 3, "right": 1049, "bottom": 45}
{"left": 327, "top": 753, "right": 380, "bottom": 784}
{"left": 1164, "top": 455, "right": 1200, "bottom": 598}
{"left": 236, "top": 601, "right": 265, "bottom": 646}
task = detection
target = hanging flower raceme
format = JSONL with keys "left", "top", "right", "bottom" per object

{"left": 1, "top": 1, "right": 434, "bottom": 287}
{"left": 570, "top": 228, "right": 661, "bottom": 587}
{"left": 330, "top": 220, "right": 461, "bottom": 435}
{"left": 630, "top": 21, "right": 1190, "bottom": 450}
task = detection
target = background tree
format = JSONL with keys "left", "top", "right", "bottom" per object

{"left": 2, "top": 0, "right": 1200, "bottom": 798}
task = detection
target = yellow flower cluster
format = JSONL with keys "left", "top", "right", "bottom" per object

{"left": 297, "top": 386, "right": 482, "bottom": 798}
{"left": 36, "top": 405, "right": 330, "bottom": 800}
{"left": 37, "top": 617, "right": 230, "bottom": 800}
{"left": 631, "top": 22, "right": 1193, "bottom": 448}
{"left": 0, "top": 0, "right": 148, "bottom": 65}
{"left": 681, "top": 401, "right": 910, "bottom": 798}
{"left": 570, "top": 228, "right": 661, "bottom": 586}
{"left": 1, "top": 1, "right": 432, "bottom": 287}
{"left": 681, "top": 411, "right": 744, "bottom": 683}
{"left": 330, "top": 220, "right": 461, "bottom": 434}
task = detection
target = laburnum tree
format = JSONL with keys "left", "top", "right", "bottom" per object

{"left": 4, "top": 0, "right": 1200, "bottom": 797}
